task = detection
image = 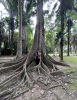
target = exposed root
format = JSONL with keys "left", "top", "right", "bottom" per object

{"left": 28, "top": 61, "right": 36, "bottom": 69}
{"left": 40, "top": 64, "right": 59, "bottom": 84}
{"left": 27, "top": 65, "right": 38, "bottom": 72}
{"left": 51, "top": 92, "right": 62, "bottom": 100}
{"left": 12, "top": 83, "right": 33, "bottom": 99}
{"left": 0, "top": 70, "right": 24, "bottom": 91}
{"left": 42, "top": 53, "right": 54, "bottom": 70}
{"left": 42, "top": 61, "right": 50, "bottom": 74}
{"left": 42, "top": 85, "right": 61, "bottom": 100}
{"left": 0, "top": 64, "right": 24, "bottom": 85}
{"left": 9, "top": 76, "right": 26, "bottom": 99}
{"left": 51, "top": 70, "right": 64, "bottom": 76}
{"left": 2, "top": 55, "right": 27, "bottom": 67}
{"left": 0, "top": 57, "right": 26, "bottom": 74}
{"left": 47, "top": 55, "right": 70, "bottom": 67}
{"left": 23, "top": 62, "right": 32, "bottom": 87}
{"left": 0, "top": 72, "right": 25, "bottom": 99}
{"left": 0, "top": 53, "right": 75, "bottom": 100}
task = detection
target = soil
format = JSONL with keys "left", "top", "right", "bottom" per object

{"left": 0, "top": 56, "right": 77, "bottom": 100}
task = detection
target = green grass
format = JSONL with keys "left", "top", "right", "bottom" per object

{"left": 65, "top": 67, "right": 76, "bottom": 72}
{"left": 68, "top": 80, "right": 77, "bottom": 90}
{"left": 49, "top": 53, "right": 77, "bottom": 91}
{"left": 64, "top": 56, "right": 77, "bottom": 65}
{"left": 49, "top": 53, "right": 76, "bottom": 56}
{"left": 49, "top": 53, "right": 77, "bottom": 65}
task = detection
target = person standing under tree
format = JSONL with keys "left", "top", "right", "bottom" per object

{"left": 35, "top": 51, "right": 41, "bottom": 65}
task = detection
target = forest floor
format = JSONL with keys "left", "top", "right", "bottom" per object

{"left": 0, "top": 56, "right": 77, "bottom": 100}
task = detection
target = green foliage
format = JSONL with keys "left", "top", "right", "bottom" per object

{"left": 45, "top": 29, "right": 55, "bottom": 53}
{"left": 27, "top": 33, "right": 33, "bottom": 52}
{"left": 44, "top": 0, "right": 49, "bottom": 3}
{"left": 55, "top": 31, "right": 66, "bottom": 45}
{"left": 27, "top": 27, "right": 34, "bottom": 52}
{"left": 8, "top": 31, "right": 18, "bottom": 55}
{"left": 44, "top": 14, "right": 56, "bottom": 53}
{"left": 45, "top": 32, "right": 52, "bottom": 46}
{"left": 72, "top": 14, "right": 77, "bottom": 20}
{"left": 15, "top": 16, "right": 18, "bottom": 29}
{"left": 1, "top": 42, "right": 4, "bottom": 49}
{"left": 43, "top": 10, "right": 49, "bottom": 15}
{"left": 0, "top": 0, "right": 18, "bottom": 16}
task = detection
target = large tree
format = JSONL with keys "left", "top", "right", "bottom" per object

{"left": 0, "top": 0, "right": 69, "bottom": 99}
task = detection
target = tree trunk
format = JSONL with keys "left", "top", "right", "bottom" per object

{"left": 0, "top": 29, "right": 1, "bottom": 55}
{"left": 26, "top": 0, "right": 45, "bottom": 67}
{"left": 10, "top": 17, "right": 14, "bottom": 43}
{"left": 0, "top": 39, "right": 1, "bottom": 55}
{"left": 67, "top": 19, "right": 72, "bottom": 56}
{"left": 60, "top": 0, "right": 64, "bottom": 61}
{"left": 22, "top": 24, "right": 27, "bottom": 54}
{"left": 67, "top": 25, "right": 71, "bottom": 56}
{"left": 8, "top": 23, "right": 11, "bottom": 43}
{"left": 16, "top": 0, "right": 22, "bottom": 59}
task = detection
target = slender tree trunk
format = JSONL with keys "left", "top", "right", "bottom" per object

{"left": 0, "top": 23, "right": 2, "bottom": 55}
{"left": 10, "top": 18, "right": 14, "bottom": 43}
{"left": 8, "top": 25, "right": 11, "bottom": 43}
{"left": 16, "top": 0, "right": 22, "bottom": 59}
{"left": 0, "top": 38, "right": 1, "bottom": 55}
{"left": 22, "top": 24, "right": 27, "bottom": 54}
{"left": 67, "top": 19, "right": 72, "bottom": 56}
{"left": 76, "top": 44, "right": 77, "bottom": 56}
{"left": 67, "top": 26, "right": 71, "bottom": 56}
{"left": 60, "top": 0, "right": 64, "bottom": 61}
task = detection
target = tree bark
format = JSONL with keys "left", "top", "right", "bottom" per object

{"left": 67, "top": 25, "right": 71, "bottom": 56}
{"left": 26, "top": 0, "right": 45, "bottom": 67}
{"left": 16, "top": 0, "right": 22, "bottom": 59}
{"left": 60, "top": 0, "right": 65, "bottom": 61}
{"left": 22, "top": 24, "right": 27, "bottom": 54}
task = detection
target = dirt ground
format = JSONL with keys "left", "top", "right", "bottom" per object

{"left": 0, "top": 56, "right": 77, "bottom": 100}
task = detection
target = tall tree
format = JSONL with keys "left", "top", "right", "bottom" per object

{"left": 67, "top": 19, "right": 73, "bottom": 56}
{"left": 52, "top": 0, "right": 74, "bottom": 60}
{"left": 25, "top": 0, "right": 45, "bottom": 67}
{"left": 0, "top": 21, "right": 4, "bottom": 55}
{"left": 16, "top": 0, "right": 22, "bottom": 59}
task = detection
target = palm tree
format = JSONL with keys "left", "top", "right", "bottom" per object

{"left": 52, "top": 0, "right": 74, "bottom": 60}
{"left": 0, "top": 0, "right": 17, "bottom": 55}
{"left": 1, "top": 0, "right": 36, "bottom": 56}
{"left": 0, "top": 21, "right": 4, "bottom": 55}
{"left": 67, "top": 19, "right": 73, "bottom": 56}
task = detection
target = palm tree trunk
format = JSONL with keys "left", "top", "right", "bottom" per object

{"left": 10, "top": 17, "right": 14, "bottom": 43}
{"left": 22, "top": 24, "right": 27, "bottom": 54}
{"left": 67, "top": 26, "right": 71, "bottom": 56}
{"left": 16, "top": 0, "right": 22, "bottom": 59}
{"left": 60, "top": 0, "right": 64, "bottom": 61}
